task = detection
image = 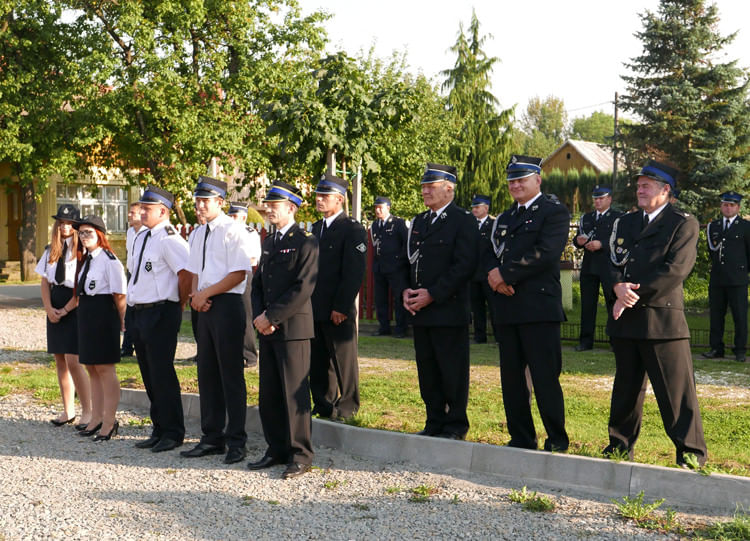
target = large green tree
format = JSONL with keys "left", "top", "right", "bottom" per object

{"left": 518, "top": 95, "right": 568, "bottom": 158}
{"left": 0, "top": 0, "right": 109, "bottom": 278}
{"left": 441, "top": 11, "right": 514, "bottom": 211}
{"left": 620, "top": 0, "right": 750, "bottom": 219}
{"left": 570, "top": 111, "right": 614, "bottom": 144}
{"left": 72, "top": 0, "right": 327, "bottom": 217}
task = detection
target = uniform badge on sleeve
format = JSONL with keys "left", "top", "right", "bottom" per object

{"left": 356, "top": 243, "right": 367, "bottom": 253}
{"left": 145, "top": 261, "right": 152, "bottom": 272}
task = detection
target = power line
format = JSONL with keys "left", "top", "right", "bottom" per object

{"left": 565, "top": 100, "right": 613, "bottom": 114}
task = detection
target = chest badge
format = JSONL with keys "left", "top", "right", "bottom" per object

{"left": 88, "top": 280, "right": 96, "bottom": 290}
{"left": 617, "top": 238, "right": 624, "bottom": 245}
{"left": 356, "top": 243, "right": 367, "bottom": 253}
{"left": 145, "top": 261, "right": 152, "bottom": 272}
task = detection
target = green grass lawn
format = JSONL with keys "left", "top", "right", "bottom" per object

{"left": 3, "top": 333, "right": 749, "bottom": 477}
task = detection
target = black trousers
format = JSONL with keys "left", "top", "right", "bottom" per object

{"left": 121, "top": 305, "right": 135, "bottom": 353}
{"left": 374, "top": 269, "right": 407, "bottom": 334}
{"left": 241, "top": 276, "right": 258, "bottom": 364}
{"left": 496, "top": 322, "right": 568, "bottom": 451}
{"left": 259, "top": 338, "right": 313, "bottom": 465}
{"left": 708, "top": 284, "right": 748, "bottom": 355}
{"left": 310, "top": 319, "right": 359, "bottom": 418}
{"left": 412, "top": 325, "right": 470, "bottom": 436}
{"left": 131, "top": 301, "right": 185, "bottom": 442}
{"left": 470, "top": 280, "right": 496, "bottom": 342}
{"left": 609, "top": 337, "right": 707, "bottom": 464}
{"left": 578, "top": 271, "right": 614, "bottom": 348}
{"left": 195, "top": 293, "right": 247, "bottom": 449}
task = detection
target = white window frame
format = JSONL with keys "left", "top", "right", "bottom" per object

{"left": 56, "top": 184, "right": 129, "bottom": 233}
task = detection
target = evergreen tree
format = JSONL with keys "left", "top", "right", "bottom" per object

{"left": 441, "top": 11, "right": 514, "bottom": 211}
{"left": 620, "top": 0, "right": 750, "bottom": 219}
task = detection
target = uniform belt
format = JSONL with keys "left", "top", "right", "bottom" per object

{"left": 133, "top": 300, "right": 168, "bottom": 310}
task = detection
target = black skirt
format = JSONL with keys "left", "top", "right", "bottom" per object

{"left": 77, "top": 294, "right": 121, "bottom": 365}
{"left": 46, "top": 285, "right": 78, "bottom": 354}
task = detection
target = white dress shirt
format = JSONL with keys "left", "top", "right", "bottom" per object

{"left": 127, "top": 220, "right": 190, "bottom": 305}
{"left": 186, "top": 212, "right": 254, "bottom": 294}
{"left": 79, "top": 247, "right": 127, "bottom": 296}
{"left": 35, "top": 236, "right": 76, "bottom": 287}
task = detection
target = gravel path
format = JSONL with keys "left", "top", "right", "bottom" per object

{"left": 0, "top": 306, "right": 729, "bottom": 539}
{"left": 0, "top": 395, "right": 699, "bottom": 541}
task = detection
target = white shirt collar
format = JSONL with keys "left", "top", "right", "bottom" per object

{"left": 324, "top": 209, "right": 344, "bottom": 228}
{"left": 431, "top": 201, "right": 452, "bottom": 219}
{"left": 477, "top": 215, "right": 488, "bottom": 226}
{"left": 277, "top": 220, "right": 295, "bottom": 237}
{"left": 644, "top": 202, "right": 669, "bottom": 223}
{"left": 518, "top": 192, "right": 542, "bottom": 208}
{"left": 725, "top": 215, "right": 738, "bottom": 226}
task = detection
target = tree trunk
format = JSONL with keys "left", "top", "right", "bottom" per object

{"left": 18, "top": 181, "right": 38, "bottom": 281}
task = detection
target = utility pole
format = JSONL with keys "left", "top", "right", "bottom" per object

{"left": 612, "top": 92, "right": 619, "bottom": 196}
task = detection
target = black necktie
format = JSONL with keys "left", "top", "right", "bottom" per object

{"left": 275, "top": 231, "right": 282, "bottom": 245}
{"left": 131, "top": 230, "right": 151, "bottom": 285}
{"left": 596, "top": 213, "right": 601, "bottom": 222}
{"left": 320, "top": 220, "right": 328, "bottom": 239}
{"left": 202, "top": 226, "right": 210, "bottom": 270}
{"left": 78, "top": 254, "right": 92, "bottom": 296}
{"left": 55, "top": 241, "right": 68, "bottom": 284}
{"left": 426, "top": 211, "right": 437, "bottom": 230}
{"left": 724, "top": 219, "right": 729, "bottom": 232}
{"left": 517, "top": 205, "right": 526, "bottom": 215}
{"left": 642, "top": 214, "right": 649, "bottom": 231}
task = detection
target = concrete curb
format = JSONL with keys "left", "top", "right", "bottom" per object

{"left": 120, "top": 388, "right": 749, "bottom": 513}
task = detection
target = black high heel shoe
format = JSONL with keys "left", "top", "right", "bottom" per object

{"left": 93, "top": 421, "right": 119, "bottom": 442}
{"left": 50, "top": 416, "right": 76, "bottom": 427}
{"left": 78, "top": 422, "right": 102, "bottom": 437}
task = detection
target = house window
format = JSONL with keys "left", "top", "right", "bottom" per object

{"left": 56, "top": 184, "right": 128, "bottom": 233}
{"left": 566, "top": 153, "right": 572, "bottom": 160}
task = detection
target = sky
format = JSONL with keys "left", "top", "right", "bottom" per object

{"left": 297, "top": 0, "right": 750, "bottom": 122}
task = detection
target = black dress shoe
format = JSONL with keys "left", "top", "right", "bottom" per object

{"left": 224, "top": 447, "right": 246, "bottom": 464}
{"left": 93, "top": 421, "right": 119, "bottom": 442}
{"left": 180, "top": 442, "right": 225, "bottom": 458}
{"left": 78, "top": 422, "right": 102, "bottom": 437}
{"left": 393, "top": 332, "right": 406, "bottom": 339}
{"left": 415, "top": 428, "right": 439, "bottom": 437}
{"left": 247, "top": 454, "right": 283, "bottom": 470}
{"left": 152, "top": 438, "right": 182, "bottom": 453}
{"left": 135, "top": 435, "right": 161, "bottom": 449}
{"left": 74, "top": 422, "right": 89, "bottom": 431}
{"left": 371, "top": 329, "right": 391, "bottom": 336}
{"left": 701, "top": 349, "right": 724, "bottom": 359}
{"left": 50, "top": 416, "right": 76, "bottom": 427}
{"left": 602, "top": 444, "right": 634, "bottom": 460}
{"left": 574, "top": 344, "right": 593, "bottom": 352}
{"left": 436, "top": 432, "right": 465, "bottom": 440}
{"left": 282, "top": 462, "right": 311, "bottom": 479}
{"left": 120, "top": 348, "right": 134, "bottom": 358}
{"left": 736, "top": 354, "right": 746, "bottom": 363}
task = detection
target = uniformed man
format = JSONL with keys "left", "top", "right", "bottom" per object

{"left": 127, "top": 186, "right": 191, "bottom": 453}
{"left": 121, "top": 202, "right": 144, "bottom": 357}
{"left": 227, "top": 201, "right": 262, "bottom": 367}
{"left": 247, "top": 181, "right": 319, "bottom": 479}
{"left": 604, "top": 160, "right": 707, "bottom": 468}
{"left": 181, "top": 176, "right": 254, "bottom": 465}
{"left": 484, "top": 155, "right": 570, "bottom": 452}
{"left": 401, "top": 163, "right": 478, "bottom": 439}
{"left": 572, "top": 186, "right": 622, "bottom": 351}
{"left": 702, "top": 191, "right": 750, "bottom": 362}
{"left": 310, "top": 173, "right": 367, "bottom": 420}
{"left": 370, "top": 196, "right": 408, "bottom": 338}
{"left": 469, "top": 194, "right": 496, "bottom": 344}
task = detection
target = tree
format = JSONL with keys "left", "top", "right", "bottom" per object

{"left": 519, "top": 95, "right": 568, "bottom": 158}
{"left": 72, "top": 0, "right": 328, "bottom": 219}
{"left": 441, "top": 11, "right": 514, "bottom": 211}
{"left": 570, "top": 111, "right": 614, "bottom": 144}
{"left": 0, "top": 1, "right": 108, "bottom": 278}
{"left": 620, "top": 0, "right": 750, "bottom": 219}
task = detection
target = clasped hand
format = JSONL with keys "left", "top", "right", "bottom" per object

{"left": 612, "top": 282, "right": 640, "bottom": 320}
{"left": 487, "top": 268, "right": 514, "bottom": 296}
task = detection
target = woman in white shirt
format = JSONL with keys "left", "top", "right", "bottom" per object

{"left": 74, "top": 215, "right": 127, "bottom": 442}
{"left": 35, "top": 204, "right": 92, "bottom": 428}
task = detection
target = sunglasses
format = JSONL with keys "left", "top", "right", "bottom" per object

{"left": 78, "top": 230, "right": 97, "bottom": 239}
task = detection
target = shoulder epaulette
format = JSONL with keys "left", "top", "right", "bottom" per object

{"left": 44, "top": 244, "right": 51, "bottom": 251}
{"left": 303, "top": 230, "right": 312, "bottom": 237}
{"left": 246, "top": 225, "right": 256, "bottom": 233}
{"left": 165, "top": 225, "right": 176, "bottom": 235}
{"left": 104, "top": 249, "right": 117, "bottom": 260}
